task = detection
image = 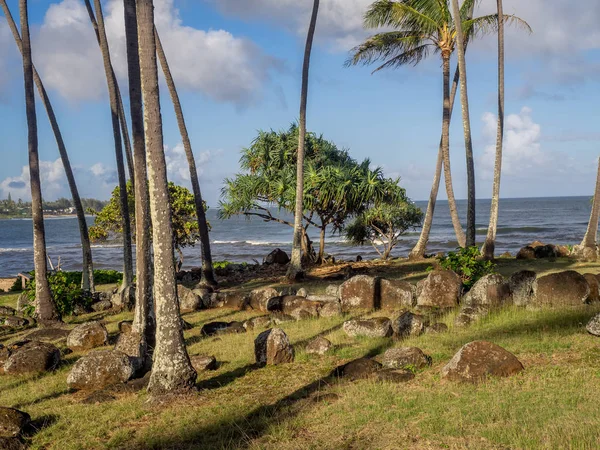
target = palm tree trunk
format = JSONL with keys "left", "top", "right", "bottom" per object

{"left": 1, "top": 0, "right": 95, "bottom": 293}
{"left": 451, "top": 0, "right": 476, "bottom": 247}
{"left": 482, "top": 0, "right": 505, "bottom": 259}
{"left": 318, "top": 226, "right": 326, "bottom": 263}
{"left": 137, "top": 0, "right": 197, "bottom": 394}
{"left": 410, "top": 63, "right": 462, "bottom": 258}
{"left": 85, "top": 0, "right": 134, "bottom": 293}
{"left": 581, "top": 158, "right": 600, "bottom": 249}
{"left": 154, "top": 29, "right": 217, "bottom": 288}
{"left": 19, "top": 0, "right": 60, "bottom": 325}
{"left": 124, "top": 0, "right": 153, "bottom": 356}
{"left": 288, "top": 0, "right": 320, "bottom": 281}
{"left": 441, "top": 54, "right": 466, "bottom": 248}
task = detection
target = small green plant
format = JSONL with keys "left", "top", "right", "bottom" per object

{"left": 24, "top": 272, "right": 92, "bottom": 317}
{"left": 9, "top": 277, "right": 23, "bottom": 292}
{"left": 433, "top": 246, "right": 496, "bottom": 290}
{"left": 213, "top": 261, "right": 249, "bottom": 270}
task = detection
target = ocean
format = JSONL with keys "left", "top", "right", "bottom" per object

{"left": 0, "top": 196, "right": 592, "bottom": 277}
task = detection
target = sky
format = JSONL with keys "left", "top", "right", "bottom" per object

{"left": 0, "top": 0, "right": 599, "bottom": 206}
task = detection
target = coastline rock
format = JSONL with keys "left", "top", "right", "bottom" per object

{"left": 416, "top": 270, "right": 461, "bottom": 309}
{"left": 67, "top": 321, "right": 108, "bottom": 351}
{"left": 441, "top": 341, "right": 524, "bottom": 382}
{"left": 67, "top": 350, "right": 135, "bottom": 391}
{"left": 1, "top": 317, "right": 29, "bottom": 328}
{"left": 534, "top": 244, "right": 558, "bottom": 259}
{"left": 462, "top": 274, "right": 511, "bottom": 308}
{"left": 509, "top": 270, "right": 537, "bottom": 307}
{"left": 380, "top": 279, "right": 414, "bottom": 310}
{"left": 381, "top": 347, "right": 431, "bottom": 370}
{"left": 254, "top": 328, "right": 294, "bottom": 366}
{"left": 343, "top": 318, "right": 393, "bottom": 338}
{"left": 305, "top": 337, "right": 332, "bottom": 355}
{"left": 533, "top": 271, "right": 590, "bottom": 307}
{"left": 3, "top": 341, "right": 60, "bottom": 375}
{"left": 516, "top": 246, "right": 536, "bottom": 260}
{"left": 263, "top": 248, "right": 290, "bottom": 265}
{"left": 340, "top": 275, "right": 379, "bottom": 311}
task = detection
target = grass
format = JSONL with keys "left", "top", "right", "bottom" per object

{"left": 1, "top": 258, "right": 600, "bottom": 449}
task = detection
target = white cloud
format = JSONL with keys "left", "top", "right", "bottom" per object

{"left": 0, "top": 17, "right": 19, "bottom": 96}
{"left": 164, "top": 143, "right": 214, "bottom": 187}
{"left": 33, "top": 0, "right": 281, "bottom": 105}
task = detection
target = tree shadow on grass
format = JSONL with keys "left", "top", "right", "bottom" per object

{"left": 12, "top": 389, "right": 69, "bottom": 409}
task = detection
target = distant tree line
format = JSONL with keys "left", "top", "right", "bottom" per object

{"left": 0, "top": 195, "right": 108, "bottom": 218}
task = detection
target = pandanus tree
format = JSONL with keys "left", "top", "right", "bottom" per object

{"left": 348, "top": 0, "right": 529, "bottom": 256}
{"left": 18, "top": 0, "right": 60, "bottom": 324}
{"left": 482, "top": 0, "right": 506, "bottom": 259}
{"left": 0, "top": 0, "right": 95, "bottom": 292}
{"left": 137, "top": 0, "right": 197, "bottom": 393}
{"left": 84, "top": 0, "right": 134, "bottom": 302}
{"left": 288, "top": 0, "right": 320, "bottom": 280}
{"left": 154, "top": 29, "right": 218, "bottom": 287}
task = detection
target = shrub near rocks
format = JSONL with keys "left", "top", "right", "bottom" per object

{"left": 533, "top": 271, "right": 590, "bottom": 307}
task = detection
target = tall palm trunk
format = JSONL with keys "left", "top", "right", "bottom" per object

{"left": 441, "top": 53, "right": 466, "bottom": 248}
{"left": 482, "top": 0, "right": 505, "bottom": 259}
{"left": 451, "top": 0, "right": 476, "bottom": 247}
{"left": 288, "top": 0, "right": 320, "bottom": 281}
{"left": 123, "top": 0, "right": 153, "bottom": 356}
{"left": 410, "top": 64, "right": 461, "bottom": 258}
{"left": 137, "top": 0, "right": 197, "bottom": 394}
{"left": 85, "top": 0, "right": 134, "bottom": 294}
{"left": 154, "top": 29, "right": 217, "bottom": 288}
{"left": 1, "top": 0, "right": 95, "bottom": 292}
{"left": 19, "top": 0, "right": 60, "bottom": 325}
{"left": 581, "top": 158, "right": 600, "bottom": 251}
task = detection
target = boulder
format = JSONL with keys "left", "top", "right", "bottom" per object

{"left": 66, "top": 321, "right": 108, "bottom": 351}
{"left": 325, "top": 284, "right": 340, "bottom": 298}
{"left": 319, "top": 301, "right": 342, "bottom": 318}
{"left": 190, "top": 355, "right": 217, "bottom": 371}
{"left": 454, "top": 305, "right": 489, "bottom": 328}
{"left": 91, "top": 300, "right": 113, "bottom": 312}
{"left": 556, "top": 245, "right": 571, "bottom": 257}
{"left": 254, "top": 328, "right": 294, "bottom": 366}
{"left": 277, "top": 296, "right": 322, "bottom": 319}
{"left": 0, "top": 306, "right": 15, "bottom": 316}
{"left": 306, "top": 294, "right": 338, "bottom": 303}
{"left": 3, "top": 341, "right": 60, "bottom": 375}
{"left": 296, "top": 288, "right": 308, "bottom": 298}
{"left": 1, "top": 316, "right": 29, "bottom": 328}
{"left": 0, "top": 407, "right": 30, "bottom": 438}
{"left": 192, "top": 287, "right": 216, "bottom": 309}
{"left": 178, "top": 284, "right": 203, "bottom": 313}
{"left": 67, "top": 350, "right": 135, "bottom": 391}
{"left": 0, "top": 345, "right": 10, "bottom": 373}
{"left": 425, "top": 322, "right": 448, "bottom": 334}
{"left": 263, "top": 248, "right": 290, "bottom": 265}
{"left": 277, "top": 287, "right": 297, "bottom": 297}
{"left": 215, "top": 291, "right": 250, "bottom": 310}
{"left": 416, "top": 270, "right": 461, "bottom": 309}
{"left": 305, "top": 337, "right": 332, "bottom": 355}
{"left": 243, "top": 316, "right": 271, "bottom": 331}
{"left": 342, "top": 317, "right": 393, "bottom": 338}
{"left": 339, "top": 358, "right": 381, "bottom": 380}
{"left": 114, "top": 331, "right": 146, "bottom": 369}
{"left": 249, "top": 287, "right": 281, "bottom": 312}
{"left": 516, "top": 246, "right": 536, "bottom": 260}
{"left": 392, "top": 311, "right": 428, "bottom": 337}
{"left": 534, "top": 244, "right": 558, "bottom": 259}
{"left": 269, "top": 312, "right": 296, "bottom": 325}
{"left": 339, "top": 275, "right": 379, "bottom": 311}
{"left": 462, "top": 274, "right": 512, "bottom": 308}
{"left": 509, "top": 271, "right": 537, "bottom": 307}
{"left": 24, "top": 327, "right": 69, "bottom": 343}
{"left": 533, "top": 271, "right": 590, "bottom": 307}
{"left": 380, "top": 279, "right": 415, "bottom": 310}
{"left": 381, "top": 347, "right": 431, "bottom": 370}
{"left": 376, "top": 369, "right": 415, "bottom": 383}
{"left": 583, "top": 273, "right": 600, "bottom": 303}
{"left": 110, "top": 285, "right": 135, "bottom": 310}
{"left": 118, "top": 320, "right": 133, "bottom": 334}
{"left": 441, "top": 341, "right": 524, "bottom": 382}
{"left": 586, "top": 313, "right": 600, "bottom": 336}
{"left": 201, "top": 321, "right": 246, "bottom": 336}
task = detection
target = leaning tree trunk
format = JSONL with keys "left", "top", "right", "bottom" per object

{"left": 19, "top": 0, "right": 60, "bottom": 325}
{"left": 1, "top": 0, "right": 95, "bottom": 292}
{"left": 451, "top": 0, "right": 476, "bottom": 247}
{"left": 410, "top": 64, "right": 462, "bottom": 258}
{"left": 581, "top": 158, "right": 600, "bottom": 251}
{"left": 123, "top": 0, "right": 153, "bottom": 359}
{"left": 440, "top": 53, "right": 467, "bottom": 248}
{"left": 85, "top": 0, "right": 134, "bottom": 294}
{"left": 137, "top": 0, "right": 197, "bottom": 394}
{"left": 482, "top": 0, "right": 505, "bottom": 259}
{"left": 154, "top": 29, "right": 217, "bottom": 288}
{"left": 288, "top": 0, "right": 320, "bottom": 281}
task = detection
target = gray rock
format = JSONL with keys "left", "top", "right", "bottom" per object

{"left": 381, "top": 347, "right": 431, "bottom": 370}
{"left": 376, "top": 368, "right": 415, "bottom": 383}
{"left": 249, "top": 287, "right": 281, "bottom": 312}
{"left": 339, "top": 358, "right": 381, "bottom": 380}
{"left": 392, "top": 311, "right": 428, "bottom": 337}
{"left": 215, "top": 291, "right": 250, "bottom": 310}
{"left": 254, "top": 328, "right": 294, "bottom": 366}
{"left": 263, "top": 248, "right": 290, "bottom": 265}
{"left": 425, "top": 323, "right": 448, "bottom": 334}
{"left": 276, "top": 296, "right": 322, "bottom": 319}
{"left": 462, "top": 274, "right": 512, "bottom": 308}
{"left": 201, "top": 321, "right": 246, "bottom": 336}
{"left": 269, "top": 312, "right": 296, "bottom": 325}
{"left": 296, "top": 288, "right": 308, "bottom": 298}
{"left": 67, "top": 321, "right": 108, "bottom": 351}
{"left": 67, "top": 350, "right": 135, "bottom": 391}
{"left": 454, "top": 305, "right": 490, "bottom": 328}
{"left": 533, "top": 271, "right": 590, "bottom": 307}
{"left": 340, "top": 275, "right": 379, "bottom": 311}
{"left": 305, "top": 337, "right": 332, "bottom": 355}
{"left": 0, "top": 306, "right": 15, "bottom": 316}
{"left": 3, "top": 341, "right": 60, "bottom": 375}
{"left": 110, "top": 285, "right": 135, "bottom": 310}
{"left": 586, "top": 313, "right": 600, "bottom": 336}
{"left": 178, "top": 284, "right": 203, "bottom": 313}
{"left": 306, "top": 294, "right": 338, "bottom": 303}
{"left": 190, "top": 355, "right": 217, "bottom": 371}
{"left": 91, "top": 300, "right": 113, "bottom": 312}
{"left": 1, "top": 316, "right": 29, "bottom": 328}
{"left": 343, "top": 317, "right": 393, "bottom": 338}
{"left": 319, "top": 301, "right": 342, "bottom": 318}
{"left": 380, "top": 279, "right": 414, "bottom": 309}
{"left": 509, "top": 270, "right": 537, "bottom": 307}
{"left": 583, "top": 274, "right": 600, "bottom": 303}
{"left": 243, "top": 316, "right": 271, "bottom": 330}
{"left": 325, "top": 284, "right": 340, "bottom": 298}
{"left": 416, "top": 270, "right": 461, "bottom": 309}
{"left": 0, "top": 407, "right": 30, "bottom": 438}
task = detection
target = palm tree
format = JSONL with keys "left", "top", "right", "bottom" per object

{"left": 1, "top": 0, "right": 95, "bottom": 292}
{"left": 84, "top": 0, "right": 134, "bottom": 300}
{"left": 580, "top": 159, "right": 600, "bottom": 258}
{"left": 137, "top": 0, "right": 197, "bottom": 394}
{"left": 482, "top": 0, "right": 505, "bottom": 259}
{"left": 154, "top": 29, "right": 218, "bottom": 288}
{"left": 288, "top": 0, "right": 320, "bottom": 281}
{"left": 123, "top": 0, "right": 153, "bottom": 357}
{"left": 348, "top": 0, "right": 528, "bottom": 253}
{"left": 450, "top": 0, "right": 475, "bottom": 247}
{"left": 19, "top": 0, "right": 60, "bottom": 324}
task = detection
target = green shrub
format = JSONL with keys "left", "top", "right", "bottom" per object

{"left": 433, "top": 246, "right": 496, "bottom": 290}
{"left": 9, "top": 277, "right": 23, "bottom": 292}
{"left": 213, "top": 261, "right": 248, "bottom": 270}
{"left": 24, "top": 272, "right": 92, "bottom": 317}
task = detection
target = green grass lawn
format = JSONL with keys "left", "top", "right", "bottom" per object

{"left": 1, "top": 259, "right": 600, "bottom": 449}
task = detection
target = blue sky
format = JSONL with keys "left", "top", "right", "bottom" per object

{"left": 0, "top": 0, "right": 599, "bottom": 206}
